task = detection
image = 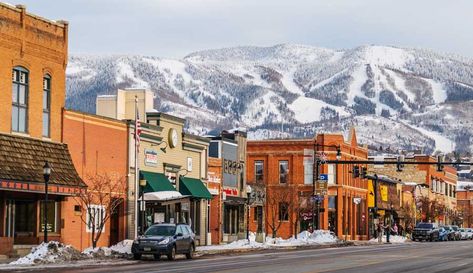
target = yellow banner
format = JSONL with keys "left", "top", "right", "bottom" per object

{"left": 368, "top": 179, "right": 374, "bottom": 207}
{"left": 380, "top": 185, "right": 388, "bottom": 202}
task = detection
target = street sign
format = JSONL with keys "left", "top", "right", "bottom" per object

{"left": 312, "top": 195, "right": 324, "bottom": 202}
{"left": 319, "top": 174, "right": 328, "bottom": 181}
{"left": 316, "top": 180, "right": 328, "bottom": 192}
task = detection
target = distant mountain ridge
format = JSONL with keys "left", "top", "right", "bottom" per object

{"left": 66, "top": 44, "right": 473, "bottom": 155}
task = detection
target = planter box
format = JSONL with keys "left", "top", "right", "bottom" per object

{"left": 0, "top": 237, "right": 13, "bottom": 255}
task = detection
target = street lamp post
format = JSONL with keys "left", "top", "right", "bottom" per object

{"left": 246, "top": 185, "right": 252, "bottom": 241}
{"left": 43, "top": 161, "right": 51, "bottom": 243}
{"left": 139, "top": 177, "right": 147, "bottom": 234}
{"left": 312, "top": 143, "right": 341, "bottom": 230}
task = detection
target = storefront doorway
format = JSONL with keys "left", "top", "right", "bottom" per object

{"left": 5, "top": 200, "right": 37, "bottom": 244}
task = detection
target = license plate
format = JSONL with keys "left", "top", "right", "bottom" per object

{"left": 144, "top": 247, "right": 151, "bottom": 251}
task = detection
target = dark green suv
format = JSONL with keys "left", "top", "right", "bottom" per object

{"left": 131, "top": 223, "right": 195, "bottom": 261}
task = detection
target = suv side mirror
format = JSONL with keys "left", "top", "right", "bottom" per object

{"left": 176, "top": 232, "right": 183, "bottom": 237}
{"left": 138, "top": 231, "right": 143, "bottom": 236}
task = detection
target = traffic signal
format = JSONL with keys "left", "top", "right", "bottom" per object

{"left": 437, "top": 155, "right": 444, "bottom": 172}
{"left": 396, "top": 155, "right": 405, "bottom": 172}
{"left": 361, "top": 167, "right": 367, "bottom": 178}
{"left": 352, "top": 165, "right": 360, "bottom": 178}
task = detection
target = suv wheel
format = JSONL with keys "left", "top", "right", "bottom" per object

{"left": 186, "top": 244, "right": 194, "bottom": 259}
{"left": 167, "top": 245, "right": 176, "bottom": 261}
{"left": 133, "top": 254, "right": 142, "bottom": 260}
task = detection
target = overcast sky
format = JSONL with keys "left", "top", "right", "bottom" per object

{"left": 15, "top": 0, "right": 473, "bottom": 58}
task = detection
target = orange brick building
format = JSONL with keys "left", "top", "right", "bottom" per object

{"left": 247, "top": 129, "right": 369, "bottom": 240}
{"left": 207, "top": 157, "right": 223, "bottom": 244}
{"left": 61, "top": 109, "right": 128, "bottom": 250}
{"left": 456, "top": 182, "right": 473, "bottom": 228}
{"left": 0, "top": 3, "right": 68, "bottom": 141}
{"left": 0, "top": 3, "right": 85, "bottom": 256}
{"left": 416, "top": 156, "right": 457, "bottom": 224}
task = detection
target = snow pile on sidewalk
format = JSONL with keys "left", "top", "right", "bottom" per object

{"left": 369, "top": 235, "right": 408, "bottom": 243}
{"left": 10, "top": 241, "right": 82, "bottom": 265}
{"left": 82, "top": 240, "right": 133, "bottom": 258}
{"left": 197, "top": 230, "right": 339, "bottom": 252}
{"left": 197, "top": 232, "right": 264, "bottom": 251}
{"left": 265, "top": 230, "right": 339, "bottom": 247}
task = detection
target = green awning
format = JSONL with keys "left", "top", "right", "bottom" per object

{"left": 140, "top": 171, "right": 176, "bottom": 192}
{"left": 179, "top": 177, "right": 212, "bottom": 199}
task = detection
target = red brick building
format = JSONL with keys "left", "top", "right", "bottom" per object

{"left": 0, "top": 3, "right": 85, "bottom": 256}
{"left": 61, "top": 109, "right": 128, "bottom": 250}
{"left": 247, "top": 129, "right": 369, "bottom": 240}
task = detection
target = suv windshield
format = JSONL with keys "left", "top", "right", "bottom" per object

{"left": 460, "top": 228, "right": 466, "bottom": 232}
{"left": 416, "top": 223, "right": 433, "bottom": 229}
{"left": 452, "top": 226, "right": 459, "bottom": 231}
{"left": 145, "top": 225, "right": 176, "bottom": 236}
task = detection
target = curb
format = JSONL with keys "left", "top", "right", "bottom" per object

{"left": 196, "top": 241, "right": 354, "bottom": 257}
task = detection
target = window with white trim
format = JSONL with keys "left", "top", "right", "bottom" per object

{"left": 328, "top": 164, "right": 336, "bottom": 184}
{"left": 42, "top": 75, "right": 51, "bottom": 137}
{"left": 303, "top": 149, "right": 314, "bottom": 185}
{"left": 86, "top": 205, "right": 106, "bottom": 233}
{"left": 12, "top": 67, "right": 29, "bottom": 133}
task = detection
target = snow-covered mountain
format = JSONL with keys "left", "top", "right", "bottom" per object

{"left": 66, "top": 44, "right": 473, "bottom": 155}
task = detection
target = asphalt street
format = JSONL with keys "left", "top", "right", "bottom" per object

{"left": 12, "top": 240, "right": 473, "bottom": 273}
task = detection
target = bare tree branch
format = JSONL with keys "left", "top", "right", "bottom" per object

{"left": 73, "top": 173, "right": 126, "bottom": 248}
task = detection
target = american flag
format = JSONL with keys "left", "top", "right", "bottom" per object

{"left": 135, "top": 105, "right": 142, "bottom": 152}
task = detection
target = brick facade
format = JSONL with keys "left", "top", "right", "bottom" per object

{"left": 247, "top": 129, "right": 369, "bottom": 240}
{"left": 0, "top": 3, "right": 68, "bottom": 141}
{"left": 369, "top": 155, "right": 458, "bottom": 225}
{"left": 207, "top": 157, "right": 222, "bottom": 244}
{"left": 61, "top": 109, "right": 128, "bottom": 250}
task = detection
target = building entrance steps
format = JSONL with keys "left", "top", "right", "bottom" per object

{"left": 13, "top": 245, "right": 37, "bottom": 258}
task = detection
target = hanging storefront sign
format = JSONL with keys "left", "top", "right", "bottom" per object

{"left": 144, "top": 149, "right": 158, "bottom": 166}
{"left": 223, "top": 188, "right": 239, "bottom": 196}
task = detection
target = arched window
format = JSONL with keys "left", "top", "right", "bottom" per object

{"left": 43, "top": 74, "right": 51, "bottom": 137}
{"left": 12, "top": 67, "right": 29, "bottom": 133}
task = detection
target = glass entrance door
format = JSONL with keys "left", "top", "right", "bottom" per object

{"left": 15, "top": 200, "right": 36, "bottom": 237}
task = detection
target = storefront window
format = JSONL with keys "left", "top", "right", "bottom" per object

{"left": 40, "top": 201, "right": 57, "bottom": 233}
{"left": 86, "top": 204, "right": 105, "bottom": 233}
{"left": 279, "top": 161, "right": 289, "bottom": 184}
{"left": 224, "top": 205, "right": 239, "bottom": 234}
{"left": 255, "top": 161, "right": 264, "bottom": 184}
{"left": 279, "top": 202, "right": 289, "bottom": 221}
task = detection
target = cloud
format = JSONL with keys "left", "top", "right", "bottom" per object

{"left": 14, "top": 0, "right": 473, "bottom": 58}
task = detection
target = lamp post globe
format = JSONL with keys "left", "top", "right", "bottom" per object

{"left": 43, "top": 161, "right": 51, "bottom": 243}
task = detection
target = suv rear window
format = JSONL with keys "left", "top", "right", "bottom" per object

{"left": 145, "top": 225, "right": 176, "bottom": 236}
{"left": 416, "top": 223, "right": 433, "bottom": 229}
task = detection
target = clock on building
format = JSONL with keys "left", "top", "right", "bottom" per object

{"left": 169, "top": 128, "right": 178, "bottom": 148}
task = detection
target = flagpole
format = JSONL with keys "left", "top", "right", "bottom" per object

{"left": 134, "top": 95, "right": 139, "bottom": 238}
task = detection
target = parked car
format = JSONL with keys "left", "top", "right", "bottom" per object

{"left": 450, "top": 225, "right": 462, "bottom": 241}
{"left": 465, "top": 228, "right": 473, "bottom": 240}
{"left": 442, "top": 226, "right": 456, "bottom": 241}
{"left": 131, "top": 223, "right": 195, "bottom": 261}
{"left": 438, "top": 227, "right": 449, "bottom": 241}
{"left": 412, "top": 222, "right": 439, "bottom": 242}
{"left": 460, "top": 228, "right": 469, "bottom": 240}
